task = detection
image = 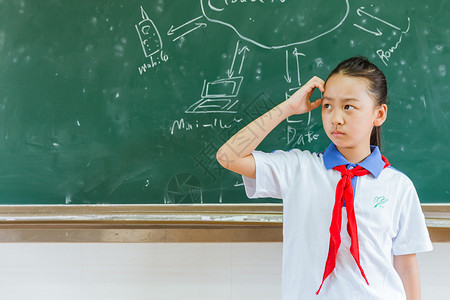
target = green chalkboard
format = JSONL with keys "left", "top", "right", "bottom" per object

{"left": 0, "top": 0, "right": 448, "bottom": 204}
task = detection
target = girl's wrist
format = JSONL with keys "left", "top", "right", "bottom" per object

{"left": 279, "top": 100, "right": 295, "bottom": 119}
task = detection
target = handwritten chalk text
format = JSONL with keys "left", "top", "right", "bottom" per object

{"left": 376, "top": 18, "right": 411, "bottom": 66}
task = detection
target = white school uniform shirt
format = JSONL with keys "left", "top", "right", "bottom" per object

{"left": 243, "top": 143, "right": 432, "bottom": 300}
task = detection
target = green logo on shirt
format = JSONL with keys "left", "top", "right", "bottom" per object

{"left": 374, "top": 196, "right": 389, "bottom": 208}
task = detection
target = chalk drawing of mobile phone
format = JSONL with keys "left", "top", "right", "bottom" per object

{"left": 135, "top": 6, "right": 162, "bottom": 58}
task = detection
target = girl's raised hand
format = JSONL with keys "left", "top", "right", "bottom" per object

{"left": 285, "top": 76, "right": 325, "bottom": 116}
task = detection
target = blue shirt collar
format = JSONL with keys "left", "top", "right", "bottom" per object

{"left": 323, "top": 143, "right": 385, "bottom": 178}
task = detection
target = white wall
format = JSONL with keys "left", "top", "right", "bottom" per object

{"left": 0, "top": 242, "right": 447, "bottom": 300}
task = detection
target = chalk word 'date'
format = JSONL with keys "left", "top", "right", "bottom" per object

{"left": 287, "top": 126, "right": 319, "bottom": 146}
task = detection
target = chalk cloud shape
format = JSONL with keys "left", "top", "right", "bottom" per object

{"left": 201, "top": 0, "right": 349, "bottom": 49}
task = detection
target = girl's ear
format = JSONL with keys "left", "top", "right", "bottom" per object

{"left": 374, "top": 104, "right": 388, "bottom": 127}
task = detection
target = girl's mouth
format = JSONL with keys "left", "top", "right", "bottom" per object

{"left": 332, "top": 130, "right": 344, "bottom": 136}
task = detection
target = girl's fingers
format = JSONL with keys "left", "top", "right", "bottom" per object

{"left": 310, "top": 98, "right": 323, "bottom": 110}
{"left": 312, "top": 77, "right": 325, "bottom": 92}
{"left": 288, "top": 76, "right": 325, "bottom": 114}
{"left": 304, "top": 77, "right": 325, "bottom": 93}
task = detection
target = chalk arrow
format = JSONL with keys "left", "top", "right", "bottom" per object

{"left": 168, "top": 16, "right": 207, "bottom": 41}
{"left": 356, "top": 8, "right": 401, "bottom": 30}
{"left": 227, "top": 41, "right": 250, "bottom": 78}
{"left": 238, "top": 46, "right": 250, "bottom": 75}
{"left": 293, "top": 48, "right": 305, "bottom": 86}
{"left": 284, "top": 50, "right": 291, "bottom": 83}
{"left": 168, "top": 16, "right": 203, "bottom": 35}
{"left": 353, "top": 24, "right": 382, "bottom": 36}
{"left": 354, "top": 7, "right": 401, "bottom": 36}
{"left": 172, "top": 23, "right": 207, "bottom": 41}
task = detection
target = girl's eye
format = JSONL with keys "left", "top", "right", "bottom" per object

{"left": 323, "top": 103, "right": 332, "bottom": 109}
{"left": 344, "top": 105, "right": 355, "bottom": 110}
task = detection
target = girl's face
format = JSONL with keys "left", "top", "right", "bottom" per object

{"left": 322, "top": 74, "right": 387, "bottom": 157}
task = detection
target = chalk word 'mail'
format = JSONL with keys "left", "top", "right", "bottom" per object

{"left": 376, "top": 18, "right": 411, "bottom": 66}
{"left": 170, "top": 118, "right": 242, "bottom": 135}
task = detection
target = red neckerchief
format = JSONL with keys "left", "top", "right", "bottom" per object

{"left": 316, "top": 155, "right": 390, "bottom": 295}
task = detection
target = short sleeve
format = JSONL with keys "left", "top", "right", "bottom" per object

{"left": 392, "top": 180, "right": 433, "bottom": 255}
{"left": 242, "top": 149, "right": 302, "bottom": 199}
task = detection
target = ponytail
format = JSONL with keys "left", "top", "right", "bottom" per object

{"left": 370, "top": 126, "right": 381, "bottom": 148}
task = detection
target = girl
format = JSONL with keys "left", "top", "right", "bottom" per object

{"left": 216, "top": 57, "right": 432, "bottom": 299}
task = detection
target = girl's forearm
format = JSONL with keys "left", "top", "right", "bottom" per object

{"left": 394, "top": 254, "right": 421, "bottom": 300}
{"left": 216, "top": 76, "right": 324, "bottom": 176}
{"left": 216, "top": 100, "right": 292, "bottom": 168}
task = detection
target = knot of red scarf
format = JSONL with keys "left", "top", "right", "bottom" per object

{"left": 316, "top": 155, "right": 390, "bottom": 295}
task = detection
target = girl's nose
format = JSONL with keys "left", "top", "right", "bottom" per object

{"left": 331, "top": 111, "right": 344, "bottom": 125}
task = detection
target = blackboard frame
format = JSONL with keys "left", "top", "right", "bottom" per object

{"left": 0, "top": 204, "right": 448, "bottom": 242}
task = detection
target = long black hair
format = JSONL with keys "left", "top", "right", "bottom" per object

{"left": 326, "top": 56, "right": 388, "bottom": 148}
